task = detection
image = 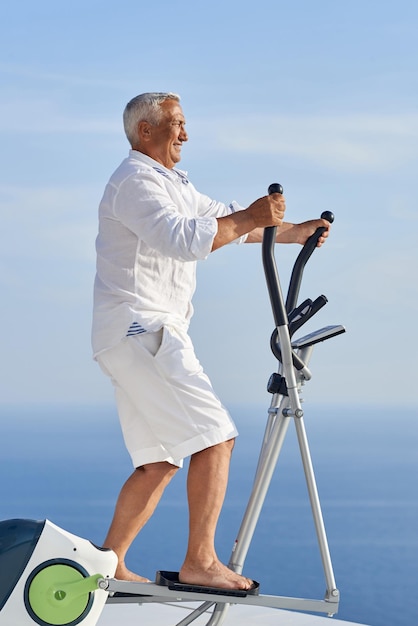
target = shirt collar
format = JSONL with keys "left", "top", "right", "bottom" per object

{"left": 129, "top": 150, "right": 189, "bottom": 184}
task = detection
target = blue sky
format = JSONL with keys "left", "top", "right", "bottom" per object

{"left": 1, "top": 0, "right": 417, "bottom": 410}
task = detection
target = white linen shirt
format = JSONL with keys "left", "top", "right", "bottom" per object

{"left": 92, "top": 150, "right": 246, "bottom": 357}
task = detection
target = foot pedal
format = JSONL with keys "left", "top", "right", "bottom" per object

{"left": 156, "top": 571, "right": 259, "bottom": 597}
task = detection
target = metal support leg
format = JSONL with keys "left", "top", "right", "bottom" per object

{"left": 293, "top": 415, "right": 338, "bottom": 599}
{"left": 174, "top": 601, "right": 216, "bottom": 626}
{"left": 229, "top": 395, "right": 291, "bottom": 574}
{"left": 196, "top": 394, "right": 290, "bottom": 626}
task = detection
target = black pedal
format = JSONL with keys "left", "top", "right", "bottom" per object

{"left": 156, "top": 571, "right": 259, "bottom": 597}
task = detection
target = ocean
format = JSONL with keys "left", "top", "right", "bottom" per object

{"left": 0, "top": 403, "right": 417, "bottom": 626}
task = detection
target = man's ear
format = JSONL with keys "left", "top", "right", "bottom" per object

{"left": 138, "top": 120, "right": 152, "bottom": 141}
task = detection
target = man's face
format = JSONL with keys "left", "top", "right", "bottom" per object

{"left": 143, "top": 99, "right": 188, "bottom": 169}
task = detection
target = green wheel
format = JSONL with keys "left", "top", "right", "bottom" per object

{"left": 24, "top": 559, "right": 98, "bottom": 626}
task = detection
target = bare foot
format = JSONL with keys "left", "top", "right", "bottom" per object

{"left": 114, "top": 562, "right": 150, "bottom": 582}
{"left": 179, "top": 559, "right": 253, "bottom": 590}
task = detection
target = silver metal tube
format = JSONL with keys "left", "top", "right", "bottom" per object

{"left": 174, "top": 601, "right": 216, "bottom": 626}
{"left": 229, "top": 395, "right": 291, "bottom": 573}
{"left": 204, "top": 603, "right": 230, "bottom": 626}
{"left": 293, "top": 416, "right": 337, "bottom": 594}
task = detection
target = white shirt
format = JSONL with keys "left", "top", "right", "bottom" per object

{"left": 92, "top": 150, "right": 246, "bottom": 357}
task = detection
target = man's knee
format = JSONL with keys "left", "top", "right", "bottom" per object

{"left": 136, "top": 461, "right": 179, "bottom": 484}
{"left": 193, "top": 438, "right": 235, "bottom": 460}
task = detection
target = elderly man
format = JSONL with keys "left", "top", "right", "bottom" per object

{"left": 92, "top": 92, "right": 329, "bottom": 590}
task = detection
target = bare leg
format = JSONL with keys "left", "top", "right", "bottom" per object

{"left": 179, "top": 440, "right": 253, "bottom": 590}
{"left": 103, "top": 461, "right": 178, "bottom": 581}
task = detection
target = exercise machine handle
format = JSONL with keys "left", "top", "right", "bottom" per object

{"left": 262, "top": 183, "right": 287, "bottom": 328}
{"left": 286, "top": 209, "right": 334, "bottom": 313}
{"left": 263, "top": 184, "right": 334, "bottom": 325}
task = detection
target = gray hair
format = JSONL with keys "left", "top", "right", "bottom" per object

{"left": 123, "top": 92, "right": 181, "bottom": 147}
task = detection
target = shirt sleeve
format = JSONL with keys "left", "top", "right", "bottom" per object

{"left": 112, "top": 169, "right": 218, "bottom": 261}
{"left": 194, "top": 190, "right": 249, "bottom": 245}
{"left": 227, "top": 201, "right": 249, "bottom": 244}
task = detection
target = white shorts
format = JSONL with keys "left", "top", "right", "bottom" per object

{"left": 97, "top": 326, "right": 238, "bottom": 468}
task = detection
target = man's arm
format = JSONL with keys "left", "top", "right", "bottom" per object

{"left": 212, "top": 193, "right": 285, "bottom": 251}
{"left": 245, "top": 219, "right": 330, "bottom": 248}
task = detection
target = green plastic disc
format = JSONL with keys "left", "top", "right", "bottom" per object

{"left": 27, "top": 563, "right": 91, "bottom": 625}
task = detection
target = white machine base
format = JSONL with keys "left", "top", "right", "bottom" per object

{"left": 0, "top": 518, "right": 117, "bottom": 626}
